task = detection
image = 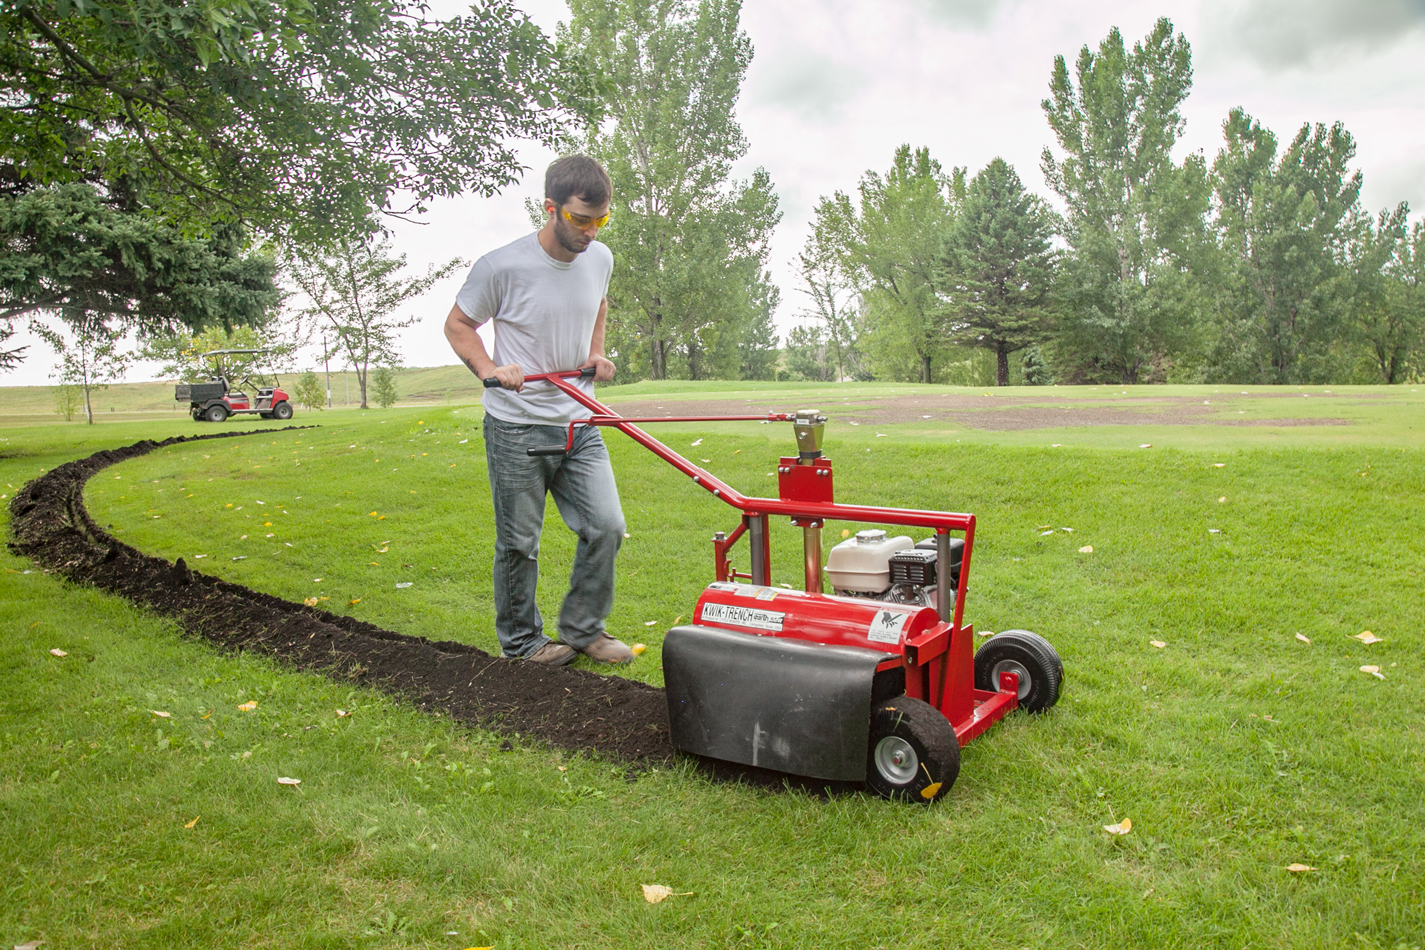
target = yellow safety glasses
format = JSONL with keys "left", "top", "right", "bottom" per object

{"left": 560, "top": 206, "right": 610, "bottom": 229}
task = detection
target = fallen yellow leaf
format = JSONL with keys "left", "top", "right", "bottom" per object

{"left": 49, "top": 648, "right": 67, "bottom": 657}
{"left": 336, "top": 709, "right": 351, "bottom": 718}
{"left": 277, "top": 776, "right": 301, "bottom": 786}
{"left": 303, "top": 597, "right": 319, "bottom": 607}
{"left": 1359, "top": 665, "right": 1385, "bottom": 680}
{"left": 1353, "top": 631, "right": 1383, "bottom": 644}
{"left": 1295, "top": 633, "right": 1311, "bottom": 644}
{"left": 631, "top": 644, "right": 647, "bottom": 656}
{"left": 184, "top": 816, "right": 199, "bottom": 829}
{"left": 1150, "top": 640, "right": 1166, "bottom": 649}
{"left": 151, "top": 710, "right": 171, "bottom": 718}
{"left": 920, "top": 781, "right": 942, "bottom": 800}
{"left": 1103, "top": 817, "right": 1132, "bottom": 835}
{"left": 237, "top": 701, "right": 257, "bottom": 711}
{"left": 350, "top": 598, "right": 362, "bottom": 605}
{"left": 1286, "top": 863, "right": 1316, "bottom": 873}
{"left": 1078, "top": 545, "right": 1094, "bottom": 554}
{"left": 641, "top": 884, "right": 692, "bottom": 904}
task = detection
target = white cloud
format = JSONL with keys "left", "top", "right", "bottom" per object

{"left": 1205, "top": 0, "right": 1425, "bottom": 68}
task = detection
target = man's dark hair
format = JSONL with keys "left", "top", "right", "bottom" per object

{"left": 545, "top": 154, "right": 611, "bottom": 207}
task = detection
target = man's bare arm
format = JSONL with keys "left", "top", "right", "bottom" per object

{"left": 443, "top": 304, "right": 523, "bottom": 392}
{"left": 580, "top": 297, "right": 616, "bottom": 382}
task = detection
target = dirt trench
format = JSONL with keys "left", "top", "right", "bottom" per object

{"left": 6, "top": 429, "right": 675, "bottom": 764}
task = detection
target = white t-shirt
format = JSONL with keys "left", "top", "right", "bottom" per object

{"left": 455, "top": 232, "right": 613, "bottom": 425}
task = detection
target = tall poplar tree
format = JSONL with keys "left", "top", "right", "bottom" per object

{"left": 1041, "top": 18, "right": 1209, "bottom": 384}
{"left": 938, "top": 158, "right": 1058, "bottom": 386}
{"left": 563, "top": 0, "right": 780, "bottom": 380}
{"left": 1209, "top": 109, "right": 1365, "bottom": 382}
{"left": 815, "top": 146, "right": 962, "bottom": 384}
{"left": 1351, "top": 210, "right": 1422, "bottom": 384}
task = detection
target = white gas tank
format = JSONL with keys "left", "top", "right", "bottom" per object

{"left": 825, "top": 529, "right": 914, "bottom": 593}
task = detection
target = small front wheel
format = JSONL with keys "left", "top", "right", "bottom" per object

{"left": 865, "top": 696, "right": 960, "bottom": 804}
{"left": 271, "top": 401, "right": 293, "bottom": 420}
{"left": 974, "top": 629, "right": 1063, "bottom": 712}
{"left": 203, "top": 404, "right": 228, "bottom": 423}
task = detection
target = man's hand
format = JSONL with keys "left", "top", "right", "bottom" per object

{"left": 581, "top": 355, "right": 616, "bottom": 382}
{"left": 491, "top": 364, "right": 525, "bottom": 392}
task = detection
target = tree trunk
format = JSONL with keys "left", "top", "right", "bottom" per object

{"left": 996, "top": 343, "right": 1010, "bottom": 386}
{"left": 357, "top": 360, "right": 369, "bottom": 409}
{"left": 82, "top": 362, "right": 94, "bottom": 425}
{"left": 920, "top": 352, "right": 932, "bottom": 384}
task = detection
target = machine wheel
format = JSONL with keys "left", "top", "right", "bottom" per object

{"left": 271, "top": 401, "right": 293, "bottom": 420}
{"left": 203, "top": 404, "right": 228, "bottom": 423}
{"left": 974, "top": 630, "right": 1063, "bottom": 713}
{"left": 865, "top": 696, "right": 960, "bottom": 804}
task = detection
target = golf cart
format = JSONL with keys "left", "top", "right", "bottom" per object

{"left": 175, "top": 349, "right": 294, "bottom": 423}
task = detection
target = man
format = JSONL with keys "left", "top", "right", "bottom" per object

{"left": 443, "top": 154, "right": 633, "bottom": 667}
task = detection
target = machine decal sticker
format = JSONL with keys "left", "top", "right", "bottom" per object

{"left": 707, "top": 582, "right": 742, "bottom": 593}
{"left": 866, "top": 609, "right": 910, "bottom": 644}
{"left": 754, "top": 587, "right": 779, "bottom": 601}
{"left": 733, "top": 585, "right": 759, "bottom": 597}
{"left": 699, "top": 602, "right": 785, "bottom": 632}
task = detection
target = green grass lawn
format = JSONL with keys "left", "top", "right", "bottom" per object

{"left": 3, "top": 382, "right": 1423, "bottom": 949}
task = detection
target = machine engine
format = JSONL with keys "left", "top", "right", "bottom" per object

{"left": 825, "top": 529, "right": 963, "bottom": 608}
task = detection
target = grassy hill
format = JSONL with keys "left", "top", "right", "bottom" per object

{"left": 0, "top": 365, "right": 497, "bottom": 425}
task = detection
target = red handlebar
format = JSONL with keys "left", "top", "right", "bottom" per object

{"left": 482, "top": 367, "right": 596, "bottom": 388}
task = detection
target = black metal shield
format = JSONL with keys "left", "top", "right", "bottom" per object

{"left": 662, "top": 625, "right": 892, "bottom": 782}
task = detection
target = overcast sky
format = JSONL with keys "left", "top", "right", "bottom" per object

{"left": 6, "top": 0, "right": 1424, "bottom": 386}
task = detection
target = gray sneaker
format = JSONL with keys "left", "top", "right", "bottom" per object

{"left": 578, "top": 633, "right": 634, "bottom": 666}
{"left": 525, "top": 642, "right": 577, "bottom": 666}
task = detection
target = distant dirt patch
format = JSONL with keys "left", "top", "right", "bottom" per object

{"left": 7, "top": 429, "right": 673, "bottom": 765}
{"left": 606, "top": 394, "right": 1352, "bottom": 431}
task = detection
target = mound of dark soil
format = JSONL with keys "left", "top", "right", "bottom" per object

{"left": 7, "top": 429, "right": 674, "bottom": 764}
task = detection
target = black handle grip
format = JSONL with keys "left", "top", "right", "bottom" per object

{"left": 578, "top": 365, "right": 597, "bottom": 378}
{"left": 483, "top": 376, "right": 501, "bottom": 388}
{"left": 526, "top": 446, "right": 568, "bottom": 457}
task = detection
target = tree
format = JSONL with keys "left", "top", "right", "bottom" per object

{"left": 1, "top": 0, "right": 591, "bottom": 242}
{"left": 1351, "top": 210, "right": 1423, "bottom": 384}
{"left": 784, "top": 324, "right": 836, "bottom": 382}
{"left": 32, "top": 309, "right": 130, "bottom": 424}
{"left": 372, "top": 366, "right": 399, "bottom": 408}
{"left": 294, "top": 370, "right": 326, "bottom": 411}
{"left": 817, "top": 146, "right": 961, "bottom": 383}
{"left": 1208, "top": 110, "right": 1366, "bottom": 382}
{"left": 140, "top": 325, "right": 295, "bottom": 383}
{"left": 938, "top": 158, "right": 1059, "bottom": 386}
{"left": 52, "top": 382, "right": 81, "bottom": 421}
{"left": 564, "top": 0, "right": 781, "bottom": 381}
{"left": 795, "top": 217, "right": 863, "bottom": 381}
{"left": 1, "top": 184, "right": 278, "bottom": 364}
{"left": 1041, "top": 18, "right": 1210, "bottom": 384}
{"left": 285, "top": 234, "right": 462, "bottom": 408}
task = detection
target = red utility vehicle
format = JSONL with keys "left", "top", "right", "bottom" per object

{"left": 176, "top": 349, "right": 294, "bottom": 423}
{"left": 487, "top": 368, "right": 1064, "bottom": 803}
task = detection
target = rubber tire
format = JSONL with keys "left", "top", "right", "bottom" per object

{"left": 974, "top": 629, "right": 1063, "bottom": 713}
{"left": 271, "top": 401, "right": 293, "bottom": 420}
{"left": 203, "top": 404, "right": 228, "bottom": 423}
{"left": 865, "top": 696, "right": 960, "bottom": 804}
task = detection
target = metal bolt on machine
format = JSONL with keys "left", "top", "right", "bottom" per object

{"left": 487, "top": 369, "right": 1064, "bottom": 803}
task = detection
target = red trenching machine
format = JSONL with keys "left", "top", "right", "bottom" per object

{"left": 486, "top": 368, "right": 1064, "bottom": 803}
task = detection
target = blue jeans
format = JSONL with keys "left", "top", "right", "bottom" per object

{"left": 483, "top": 414, "right": 626, "bottom": 658}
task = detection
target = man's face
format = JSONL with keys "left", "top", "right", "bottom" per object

{"left": 545, "top": 195, "right": 610, "bottom": 256}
